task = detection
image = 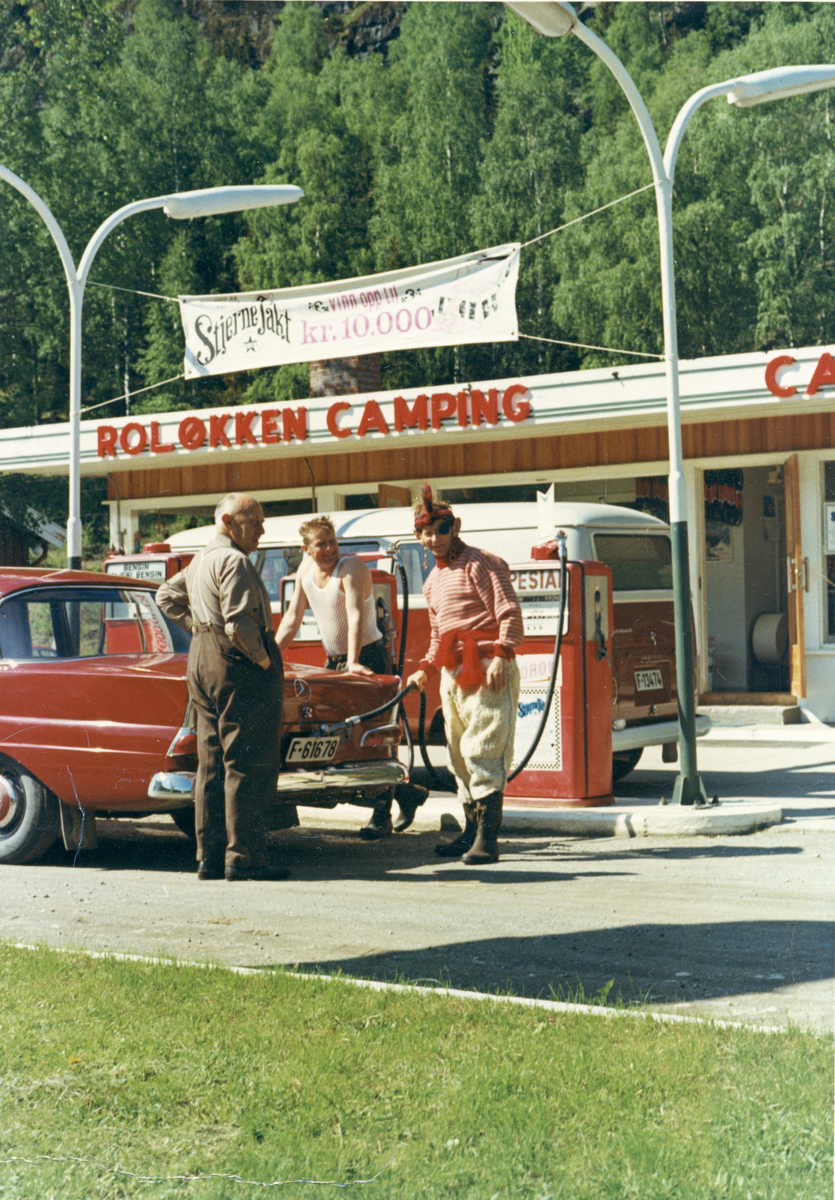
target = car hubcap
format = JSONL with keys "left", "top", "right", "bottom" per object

{"left": 0, "top": 773, "right": 22, "bottom": 831}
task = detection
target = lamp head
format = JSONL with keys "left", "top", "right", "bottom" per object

{"left": 163, "top": 184, "right": 304, "bottom": 219}
{"left": 727, "top": 65, "right": 835, "bottom": 108}
{"left": 503, "top": 1, "right": 577, "bottom": 37}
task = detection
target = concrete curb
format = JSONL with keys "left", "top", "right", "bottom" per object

{"left": 299, "top": 798, "right": 784, "bottom": 839}
{"left": 500, "top": 801, "right": 784, "bottom": 837}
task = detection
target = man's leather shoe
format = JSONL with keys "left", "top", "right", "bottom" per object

{"left": 392, "top": 782, "right": 429, "bottom": 832}
{"left": 359, "top": 798, "right": 393, "bottom": 841}
{"left": 197, "top": 861, "right": 224, "bottom": 880}
{"left": 224, "top": 864, "right": 290, "bottom": 881}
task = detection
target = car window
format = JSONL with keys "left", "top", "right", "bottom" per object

{"left": 0, "top": 586, "right": 189, "bottom": 659}
{"left": 591, "top": 534, "right": 673, "bottom": 591}
{"left": 251, "top": 547, "right": 305, "bottom": 602}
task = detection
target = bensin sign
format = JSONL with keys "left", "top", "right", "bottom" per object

{"left": 96, "top": 384, "right": 532, "bottom": 459}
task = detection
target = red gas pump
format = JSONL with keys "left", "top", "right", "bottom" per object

{"left": 504, "top": 545, "right": 614, "bottom": 808}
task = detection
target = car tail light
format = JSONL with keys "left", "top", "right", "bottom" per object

{"left": 167, "top": 728, "right": 197, "bottom": 758}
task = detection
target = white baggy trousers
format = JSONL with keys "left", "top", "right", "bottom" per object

{"left": 440, "top": 659, "right": 521, "bottom": 804}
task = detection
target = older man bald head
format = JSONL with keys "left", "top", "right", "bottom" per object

{"left": 214, "top": 493, "right": 265, "bottom": 557}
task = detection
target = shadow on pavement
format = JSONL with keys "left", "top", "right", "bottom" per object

{"left": 286, "top": 918, "right": 834, "bottom": 1014}
{"left": 620, "top": 760, "right": 835, "bottom": 804}
{"left": 30, "top": 816, "right": 810, "bottom": 877}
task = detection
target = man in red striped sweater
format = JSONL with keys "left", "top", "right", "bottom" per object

{"left": 406, "top": 486, "right": 523, "bottom": 863}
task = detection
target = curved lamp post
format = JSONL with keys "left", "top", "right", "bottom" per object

{"left": 0, "top": 172, "right": 303, "bottom": 570}
{"left": 505, "top": 1, "right": 835, "bottom": 805}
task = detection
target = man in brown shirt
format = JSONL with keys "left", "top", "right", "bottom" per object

{"left": 158, "top": 493, "right": 287, "bottom": 881}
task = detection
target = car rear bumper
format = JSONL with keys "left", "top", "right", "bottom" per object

{"left": 148, "top": 760, "right": 407, "bottom": 804}
{"left": 612, "top": 714, "right": 711, "bottom": 753}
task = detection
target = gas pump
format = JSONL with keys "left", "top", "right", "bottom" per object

{"left": 504, "top": 542, "right": 615, "bottom": 808}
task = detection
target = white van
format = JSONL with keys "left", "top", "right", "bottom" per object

{"left": 166, "top": 500, "right": 709, "bottom": 780}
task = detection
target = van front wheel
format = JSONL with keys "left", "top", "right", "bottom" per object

{"left": 612, "top": 747, "right": 643, "bottom": 783}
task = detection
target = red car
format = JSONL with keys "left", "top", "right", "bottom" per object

{"left": 0, "top": 569, "right": 405, "bottom": 865}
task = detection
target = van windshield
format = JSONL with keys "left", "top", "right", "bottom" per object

{"left": 592, "top": 534, "right": 673, "bottom": 591}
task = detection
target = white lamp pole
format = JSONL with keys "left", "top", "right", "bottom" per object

{"left": 0, "top": 173, "right": 303, "bottom": 570}
{"left": 505, "top": 1, "right": 835, "bottom": 805}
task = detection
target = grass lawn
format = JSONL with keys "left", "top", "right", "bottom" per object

{"left": 1, "top": 942, "right": 832, "bottom": 1199}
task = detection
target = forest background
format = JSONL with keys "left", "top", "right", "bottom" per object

{"left": 0, "top": 0, "right": 833, "bottom": 554}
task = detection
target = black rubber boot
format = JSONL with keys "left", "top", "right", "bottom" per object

{"left": 392, "top": 782, "right": 430, "bottom": 832}
{"left": 359, "top": 795, "right": 394, "bottom": 841}
{"left": 462, "top": 791, "right": 503, "bottom": 864}
{"left": 434, "top": 802, "right": 477, "bottom": 857}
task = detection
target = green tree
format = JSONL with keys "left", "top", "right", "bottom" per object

{"left": 230, "top": 2, "right": 376, "bottom": 403}
{"left": 471, "top": 12, "right": 588, "bottom": 380}
{"left": 367, "top": 1, "right": 495, "bottom": 389}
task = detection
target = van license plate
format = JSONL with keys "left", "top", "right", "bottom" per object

{"left": 285, "top": 736, "right": 340, "bottom": 764}
{"left": 635, "top": 669, "right": 664, "bottom": 692}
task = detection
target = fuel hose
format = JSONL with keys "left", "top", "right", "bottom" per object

{"left": 312, "top": 681, "right": 417, "bottom": 739}
{"left": 507, "top": 531, "right": 568, "bottom": 782}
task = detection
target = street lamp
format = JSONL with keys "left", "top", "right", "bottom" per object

{"left": 505, "top": 1, "right": 835, "bottom": 805}
{"left": 0, "top": 173, "right": 303, "bottom": 570}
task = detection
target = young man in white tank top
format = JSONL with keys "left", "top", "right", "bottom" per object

{"left": 276, "top": 517, "right": 391, "bottom": 676}
{"left": 276, "top": 517, "right": 426, "bottom": 839}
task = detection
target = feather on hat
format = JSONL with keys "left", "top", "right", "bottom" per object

{"left": 414, "top": 483, "right": 454, "bottom": 531}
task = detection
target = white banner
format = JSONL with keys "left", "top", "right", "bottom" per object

{"left": 179, "top": 244, "right": 520, "bottom": 379}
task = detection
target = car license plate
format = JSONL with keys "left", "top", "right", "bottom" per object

{"left": 285, "top": 736, "right": 341, "bottom": 765}
{"left": 635, "top": 669, "right": 664, "bottom": 692}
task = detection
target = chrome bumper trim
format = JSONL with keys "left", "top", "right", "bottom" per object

{"left": 148, "top": 761, "right": 406, "bottom": 804}
{"left": 612, "top": 714, "right": 710, "bottom": 754}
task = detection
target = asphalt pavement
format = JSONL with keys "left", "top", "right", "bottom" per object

{"left": 2, "top": 721, "right": 833, "bottom": 1034}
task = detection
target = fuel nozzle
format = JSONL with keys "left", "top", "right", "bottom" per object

{"left": 556, "top": 529, "right": 568, "bottom": 564}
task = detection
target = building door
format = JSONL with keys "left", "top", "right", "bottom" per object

{"left": 784, "top": 454, "right": 806, "bottom": 698}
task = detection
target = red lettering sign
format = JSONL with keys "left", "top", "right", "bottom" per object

{"left": 806, "top": 351, "right": 835, "bottom": 397}
{"left": 765, "top": 351, "right": 835, "bottom": 398}
{"left": 327, "top": 402, "right": 352, "bottom": 439}
{"left": 282, "top": 407, "right": 307, "bottom": 443}
{"left": 471, "top": 388, "right": 498, "bottom": 426}
{"left": 393, "top": 394, "right": 428, "bottom": 432}
{"left": 209, "top": 413, "right": 232, "bottom": 448}
{"left": 92, "top": 380, "right": 532, "bottom": 459}
{"left": 235, "top": 410, "right": 258, "bottom": 447}
{"left": 120, "top": 422, "right": 148, "bottom": 456}
{"left": 150, "top": 421, "right": 175, "bottom": 454}
{"left": 764, "top": 355, "right": 797, "bottom": 398}
{"left": 179, "top": 416, "right": 207, "bottom": 451}
{"left": 431, "top": 392, "right": 457, "bottom": 430}
{"left": 456, "top": 391, "right": 469, "bottom": 428}
{"left": 502, "top": 384, "right": 531, "bottom": 423}
{"left": 357, "top": 400, "right": 391, "bottom": 438}
{"left": 261, "top": 409, "right": 280, "bottom": 445}
{"left": 97, "top": 426, "right": 118, "bottom": 458}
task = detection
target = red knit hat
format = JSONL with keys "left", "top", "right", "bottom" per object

{"left": 414, "top": 483, "right": 454, "bottom": 531}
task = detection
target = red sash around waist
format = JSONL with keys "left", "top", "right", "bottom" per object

{"left": 436, "top": 627, "right": 501, "bottom": 690}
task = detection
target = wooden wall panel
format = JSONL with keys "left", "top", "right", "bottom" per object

{"left": 109, "top": 412, "right": 835, "bottom": 502}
